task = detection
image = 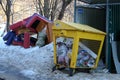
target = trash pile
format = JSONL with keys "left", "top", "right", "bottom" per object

{"left": 3, "top": 13, "right": 53, "bottom": 48}
{"left": 56, "top": 37, "right": 96, "bottom": 68}
{"left": 76, "top": 49, "right": 95, "bottom": 67}
{"left": 56, "top": 37, "right": 73, "bottom": 66}
{"left": 36, "top": 31, "right": 47, "bottom": 47}
{"left": 76, "top": 42, "right": 97, "bottom": 68}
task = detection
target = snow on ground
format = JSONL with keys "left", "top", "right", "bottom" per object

{"left": 0, "top": 35, "right": 120, "bottom": 79}
{"left": 0, "top": 37, "right": 54, "bottom": 79}
{"left": 0, "top": 37, "right": 120, "bottom": 80}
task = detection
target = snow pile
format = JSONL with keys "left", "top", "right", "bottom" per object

{"left": 20, "top": 69, "right": 38, "bottom": 79}
{"left": 0, "top": 37, "right": 54, "bottom": 79}
{"left": 0, "top": 36, "right": 119, "bottom": 80}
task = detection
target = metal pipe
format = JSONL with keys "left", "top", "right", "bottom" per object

{"left": 92, "top": 3, "right": 120, "bottom": 6}
{"left": 74, "top": 0, "right": 77, "bottom": 22}
{"left": 106, "top": 0, "right": 111, "bottom": 71}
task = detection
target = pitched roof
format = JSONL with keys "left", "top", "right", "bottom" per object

{"left": 53, "top": 20, "right": 106, "bottom": 35}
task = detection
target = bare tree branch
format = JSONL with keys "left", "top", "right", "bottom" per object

{"left": 0, "top": 0, "right": 12, "bottom": 32}
{"left": 50, "top": 0, "right": 58, "bottom": 20}
{"left": 43, "top": 0, "right": 50, "bottom": 18}
{"left": 0, "top": 0, "right": 6, "bottom": 14}
{"left": 58, "top": 0, "right": 73, "bottom": 20}
{"left": 34, "top": 0, "right": 72, "bottom": 21}
{"left": 38, "top": 0, "right": 44, "bottom": 15}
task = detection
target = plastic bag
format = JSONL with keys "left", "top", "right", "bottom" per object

{"left": 36, "top": 32, "right": 46, "bottom": 47}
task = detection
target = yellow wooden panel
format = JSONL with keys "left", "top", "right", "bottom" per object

{"left": 70, "top": 34, "right": 79, "bottom": 68}
{"left": 52, "top": 20, "right": 76, "bottom": 30}
{"left": 77, "top": 31, "right": 105, "bottom": 41}
{"left": 53, "top": 20, "right": 106, "bottom": 35}
{"left": 94, "top": 37, "right": 105, "bottom": 68}
{"left": 52, "top": 30, "right": 105, "bottom": 41}
{"left": 64, "top": 21, "right": 106, "bottom": 35}
{"left": 53, "top": 34, "right": 57, "bottom": 64}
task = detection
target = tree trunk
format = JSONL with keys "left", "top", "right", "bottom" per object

{"left": 58, "top": 3, "right": 67, "bottom": 20}
{"left": 6, "top": 0, "right": 11, "bottom": 32}
{"left": 44, "top": 0, "right": 50, "bottom": 18}
{"left": 34, "top": 0, "right": 72, "bottom": 21}
{"left": 58, "top": 0, "right": 72, "bottom": 20}
{"left": 6, "top": 14, "right": 10, "bottom": 32}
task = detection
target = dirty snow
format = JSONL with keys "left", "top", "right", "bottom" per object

{"left": 0, "top": 29, "right": 120, "bottom": 79}
{"left": 20, "top": 69, "right": 38, "bottom": 79}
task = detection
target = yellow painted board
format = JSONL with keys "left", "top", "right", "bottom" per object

{"left": 53, "top": 20, "right": 76, "bottom": 30}
{"left": 53, "top": 20, "right": 106, "bottom": 35}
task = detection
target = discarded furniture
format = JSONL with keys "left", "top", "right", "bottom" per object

{"left": 3, "top": 13, "right": 53, "bottom": 48}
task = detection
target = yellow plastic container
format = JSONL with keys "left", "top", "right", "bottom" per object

{"left": 52, "top": 20, "right": 106, "bottom": 76}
